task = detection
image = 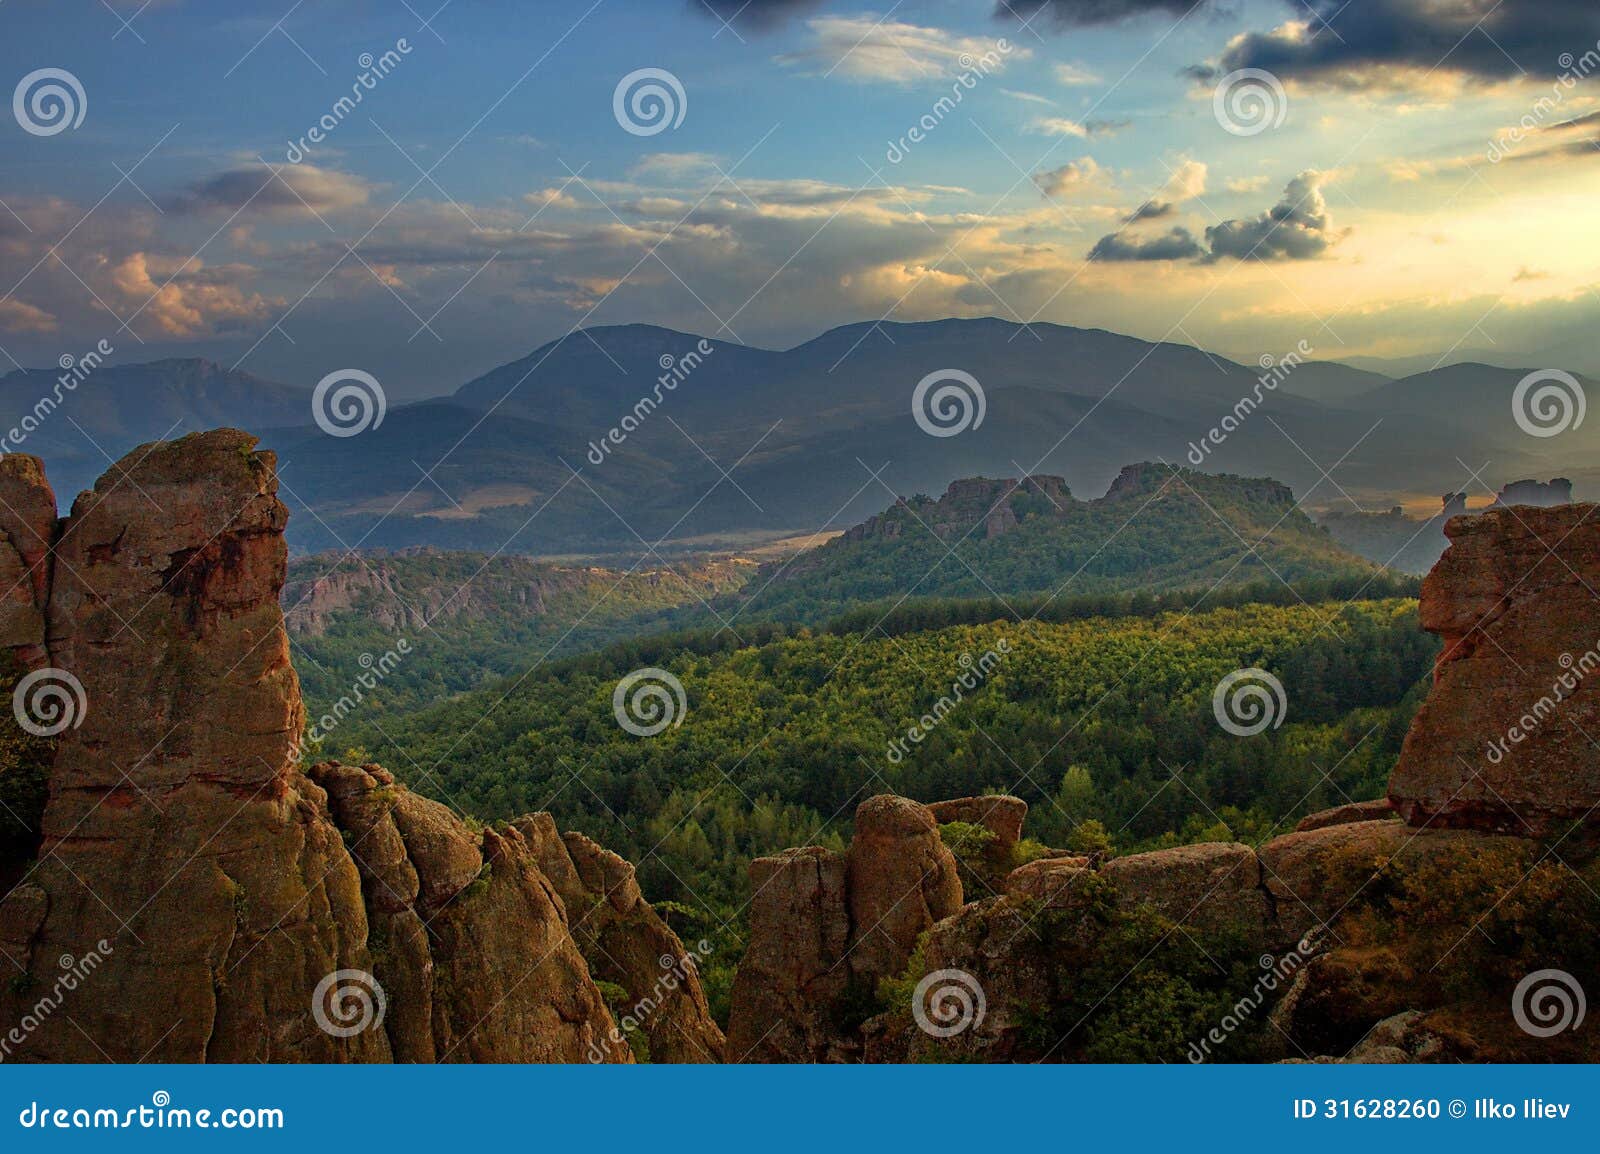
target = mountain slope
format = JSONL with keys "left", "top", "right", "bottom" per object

{"left": 718, "top": 465, "right": 1378, "bottom": 625}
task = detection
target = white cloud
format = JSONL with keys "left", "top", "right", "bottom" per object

{"left": 1053, "top": 62, "right": 1101, "bottom": 86}
{"left": 777, "top": 16, "right": 1025, "bottom": 83}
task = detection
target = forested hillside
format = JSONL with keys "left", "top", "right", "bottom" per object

{"left": 288, "top": 551, "right": 749, "bottom": 719}
{"left": 330, "top": 590, "right": 1437, "bottom": 1006}
{"left": 721, "top": 464, "right": 1377, "bottom": 624}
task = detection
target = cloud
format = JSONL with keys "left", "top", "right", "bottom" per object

{"left": 1125, "top": 200, "right": 1177, "bottom": 223}
{"left": 1194, "top": 0, "right": 1596, "bottom": 89}
{"left": 1053, "top": 62, "right": 1102, "bottom": 86}
{"left": 1033, "top": 156, "right": 1114, "bottom": 197}
{"left": 777, "top": 16, "right": 1024, "bottom": 83}
{"left": 998, "top": 0, "right": 1206, "bottom": 28}
{"left": 691, "top": 0, "right": 821, "bottom": 30}
{"left": 170, "top": 164, "right": 372, "bottom": 216}
{"left": 1090, "top": 170, "right": 1342, "bottom": 263}
{"left": 1226, "top": 175, "right": 1271, "bottom": 193}
{"left": 1089, "top": 227, "right": 1205, "bottom": 261}
{"left": 1121, "top": 159, "right": 1206, "bottom": 222}
{"left": 1032, "top": 116, "right": 1123, "bottom": 138}
{"left": 1159, "top": 159, "right": 1208, "bottom": 202}
{"left": 1000, "top": 88, "right": 1057, "bottom": 106}
{"left": 1204, "top": 170, "right": 1340, "bottom": 261}
{"left": 107, "top": 253, "right": 278, "bottom": 337}
{"left": 0, "top": 299, "right": 58, "bottom": 335}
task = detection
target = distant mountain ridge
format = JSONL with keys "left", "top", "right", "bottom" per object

{"left": 4, "top": 320, "right": 1592, "bottom": 552}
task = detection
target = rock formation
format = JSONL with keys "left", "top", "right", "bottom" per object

{"left": 516, "top": 813, "right": 725, "bottom": 1063}
{"left": 726, "top": 796, "right": 962, "bottom": 1062}
{"left": 1388, "top": 504, "right": 1600, "bottom": 835}
{"left": 0, "top": 431, "right": 719, "bottom": 1063}
{"left": 730, "top": 504, "right": 1600, "bottom": 1063}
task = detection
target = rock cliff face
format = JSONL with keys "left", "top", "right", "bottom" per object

{"left": 0, "top": 431, "right": 720, "bottom": 1063}
{"left": 1388, "top": 504, "right": 1600, "bottom": 835}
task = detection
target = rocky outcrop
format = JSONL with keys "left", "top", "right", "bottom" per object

{"left": 725, "top": 846, "right": 851, "bottom": 1063}
{"left": 0, "top": 455, "right": 56, "bottom": 668}
{"left": 1388, "top": 504, "right": 1600, "bottom": 835}
{"left": 840, "top": 476, "right": 1069, "bottom": 543}
{"left": 1490, "top": 478, "right": 1571, "bottom": 510}
{"left": 1294, "top": 797, "right": 1395, "bottom": 832}
{"left": 847, "top": 796, "right": 963, "bottom": 980}
{"left": 727, "top": 796, "right": 962, "bottom": 1062}
{"left": 0, "top": 431, "right": 687, "bottom": 1063}
{"left": 515, "top": 814, "right": 725, "bottom": 1063}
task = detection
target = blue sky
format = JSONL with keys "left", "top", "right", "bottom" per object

{"left": 3, "top": 0, "right": 1598, "bottom": 397}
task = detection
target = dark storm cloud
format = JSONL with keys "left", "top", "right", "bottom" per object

{"left": 1125, "top": 200, "right": 1177, "bottom": 223}
{"left": 996, "top": 0, "right": 1206, "bottom": 28}
{"left": 1090, "top": 172, "right": 1341, "bottom": 263}
{"left": 1200, "top": 0, "right": 1599, "bottom": 86}
{"left": 1088, "top": 226, "right": 1205, "bottom": 261}
{"left": 690, "top": 0, "right": 823, "bottom": 30}
{"left": 1203, "top": 171, "right": 1337, "bottom": 261}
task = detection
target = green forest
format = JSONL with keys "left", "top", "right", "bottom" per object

{"left": 317, "top": 587, "right": 1438, "bottom": 1012}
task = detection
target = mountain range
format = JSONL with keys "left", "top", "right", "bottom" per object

{"left": 3, "top": 318, "right": 1592, "bottom": 555}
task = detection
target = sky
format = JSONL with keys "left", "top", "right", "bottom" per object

{"left": 2, "top": 0, "right": 1598, "bottom": 398}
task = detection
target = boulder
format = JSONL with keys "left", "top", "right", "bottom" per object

{"left": 1100, "top": 842, "right": 1270, "bottom": 942}
{"left": 927, "top": 795, "right": 1028, "bottom": 848}
{"left": 1295, "top": 798, "right": 1396, "bottom": 832}
{"left": 846, "top": 795, "right": 964, "bottom": 981}
{"left": 1004, "top": 856, "right": 1091, "bottom": 908}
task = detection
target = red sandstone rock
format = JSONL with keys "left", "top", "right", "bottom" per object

{"left": 1101, "top": 842, "right": 1270, "bottom": 940}
{"left": 927, "top": 795, "right": 1028, "bottom": 848}
{"left": 846, "top": 795, "right": 963, "bottom": 981}
{"left": 1294, "top": 798, "right": 1396, "bottom": 832}
{"left": 515, "top": 813, "right": 726, "bottom": 1063}
{"left": 0, "top": 432, "right": 633, "bottom": 1063}
{"left": 726, "top": 846, "right": 850, "bottom": 1062}
{"left": 1388, "top": 505, "right": 1600, "bottom": 835}
{"left": 0, "top": 454, "right": 56, "bottom": 668}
